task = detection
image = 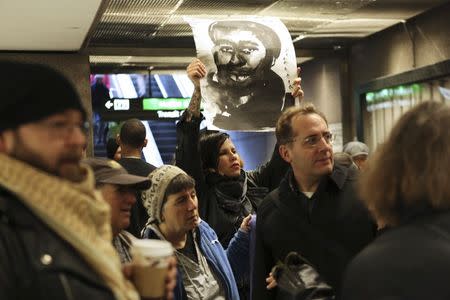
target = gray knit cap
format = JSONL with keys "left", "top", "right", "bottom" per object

{"left": 343, "top": 141, "right": 369, "bottom": 158}
{"left": 143, "top": 165, "right": 187, "bottom": 224}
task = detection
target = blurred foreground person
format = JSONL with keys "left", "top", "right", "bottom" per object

{"left": 342, "top": 101, "right": 450, "bottom": 300}
{"left": 0, "top": 62, "right": 137, "bottom": 300}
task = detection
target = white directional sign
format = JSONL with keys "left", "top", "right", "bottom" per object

{"left": 113, "top": 99, "right": 130, "bottom": 111}
{"left": 105, "top": 100, "right": 113, "bottom": 110}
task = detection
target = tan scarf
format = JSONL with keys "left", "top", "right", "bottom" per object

{"left": 0, "top": 154, "right": 139, "bottom": 300}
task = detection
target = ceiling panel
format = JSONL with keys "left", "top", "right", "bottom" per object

{"left": 2, "top": 0, "right": 444, "bottom": 69}
{"left": 175, "top": 0, "right": 270, "bottom": 15}
{"left": 313, "top": 18, "right": 401, "bottom": 34}
{"left": 281, "top": 18, "right": 331, "bottom": 34}
{"left": 104, "top": 0, "right": 181, "bottom": 16}
{"left": 348, "top": 0, "right": 450, "bottom": 19}
{"left": 89, "top": 0, "right": 448, "bottom": 49}
{"left": 262, "top": 0, "right": 373, "bottom": 18}
{"left": 0, "top": 0, "right": 102, "bottom": 51}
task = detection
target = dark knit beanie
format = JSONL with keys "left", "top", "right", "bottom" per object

{"left": 0, "top": 61, "right": 86, "bottom": 131}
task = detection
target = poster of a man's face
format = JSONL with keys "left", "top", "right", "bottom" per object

{"left": 187, "top": 17, "right": 297, "bottom": 130}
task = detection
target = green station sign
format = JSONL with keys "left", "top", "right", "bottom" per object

{"left": 142, "top": 98, "right": 191, "bottom": 111}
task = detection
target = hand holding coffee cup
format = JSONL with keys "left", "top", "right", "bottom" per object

{"left": 131, "top": 239, "right": 174, "bottom": 299}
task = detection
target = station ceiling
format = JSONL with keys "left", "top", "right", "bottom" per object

{"left": 1, "top": 0, "right": 448, "bottom": 71}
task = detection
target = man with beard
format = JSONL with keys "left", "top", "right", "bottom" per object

{"left": 205, "top": 20, "right": 295, "bottom": 130}
{"left": 0, "top": 62, "right": 138, "bottom": 300}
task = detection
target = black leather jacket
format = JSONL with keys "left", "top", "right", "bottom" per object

{"left": 175, "top": 113, "right": 289, "bottom": 248}
{"left": 0, "top": 188, "right": 115, "bottom": 300}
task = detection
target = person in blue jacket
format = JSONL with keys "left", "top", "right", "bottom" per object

{"left": 141, "top": 165, "right": 250, "bottom": 300}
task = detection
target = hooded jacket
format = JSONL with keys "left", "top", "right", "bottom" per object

{"left": 142, "top": 220, "right": 248, "bottom": 300}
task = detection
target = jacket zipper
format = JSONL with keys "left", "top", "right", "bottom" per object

{"left": 59, "top": 273, "right": 75, "bottom": 300}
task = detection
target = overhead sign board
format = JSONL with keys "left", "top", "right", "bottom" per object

{"left": 100, "top": 97, "right": 198, "bottom": 121}
{"left": 142, "top": 98, "right": 191, "bottom": 111}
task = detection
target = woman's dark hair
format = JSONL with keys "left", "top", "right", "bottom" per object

{"left": 165, "top": 173, "right": 195, "bottom": 198}
{"left": 106, "top": 138, "right": 119, "bottom": 159}
{"left": 199, "top": 131, "right": 230, "bottom": 171}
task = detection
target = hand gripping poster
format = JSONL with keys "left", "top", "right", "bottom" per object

{"left": 186, "top": 17, "right": 297, "bottom": 131}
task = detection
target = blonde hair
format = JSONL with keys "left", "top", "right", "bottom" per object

{"left": 359, "top": 101, "right": 450, "bottom": 226}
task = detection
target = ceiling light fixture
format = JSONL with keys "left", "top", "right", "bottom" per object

{"left": 292, "top": 33, "right": 307, "bottom": 43}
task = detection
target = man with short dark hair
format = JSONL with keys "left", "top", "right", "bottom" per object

{"left": 205, "top": 20, "right": 295, "bottom": 130}
{"left": 252, "top": 104, "right": 375, "bottom": 299}
{"left": 117, "top": 118, "right": 156, "bottom": 237}
{"left": 0, "top": 62, "right": 138, "bottom": 300}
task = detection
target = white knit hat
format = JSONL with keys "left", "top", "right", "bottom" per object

{"left": 142, "top": 165, "right": 187, "bottom": 224}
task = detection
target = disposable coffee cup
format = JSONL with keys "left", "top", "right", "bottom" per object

{"left": 131, "top": 239, "right": 173, "bottom": 299}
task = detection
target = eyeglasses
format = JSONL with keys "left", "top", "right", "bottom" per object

{"left": 288, "top": 132, "right": 335, "bottom": 148}
{"left": 37, "top": 120, "right": 90, "bottom": 138}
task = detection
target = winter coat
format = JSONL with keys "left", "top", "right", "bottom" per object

{"left": 342, "top": 210, "right": 450, "bottom": 300}
{"left": 142, "top": 219, "right": 248, "bottom": 300}
{"left": 117, "top": 157, "right": 156, "bottom": 237}
{"left": 252, "top": 165, "right": 376, "bottom": 300}
{"left": 0, "top": 188, "right": 115, "bottom": 300}
{"left": 175, "top": 113, "right": 289, "bottom": 248}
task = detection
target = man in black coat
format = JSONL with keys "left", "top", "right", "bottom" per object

{"left": 117, "top": 118, "right": 156, "bottom": 237}
{"left": 252, "top": 104, "right": 376, "bottom": 300}
{"left": 0, "top": 62, "right": 136, "bottom": 300}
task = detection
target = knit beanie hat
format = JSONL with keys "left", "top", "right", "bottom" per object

{"left": 343, "top": 141, "right": 369, "bottom": 158}
{"left": 0, "top": 61, "right": 86, "bottom": 131}
{"left": 143, "top": 165, "right": 187, "bottom": 224}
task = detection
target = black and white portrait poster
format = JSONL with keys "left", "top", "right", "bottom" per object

{"left": 186, "top": 16, "right": 297, "bottom": 131}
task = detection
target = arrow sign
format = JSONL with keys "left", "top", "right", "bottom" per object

{"left": 105, "top": 100, "right": 113, "bottom": 110}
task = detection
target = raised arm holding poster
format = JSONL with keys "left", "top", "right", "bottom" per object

{"left": 186, "top": 17, "right": 297, "bottom": 130}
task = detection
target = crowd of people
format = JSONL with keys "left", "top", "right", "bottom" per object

{"left": 1, "top": 58, "right": 449, "bottom": 300}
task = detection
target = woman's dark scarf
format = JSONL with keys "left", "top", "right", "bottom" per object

{"left": 205, "top": 170, "right": 253, "bottom": 216}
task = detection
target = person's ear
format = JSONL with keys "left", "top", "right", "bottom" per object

{"left": 279, "top": 144, "right": 292, "bottom": 164}
{"left": 160, "top": 205, "right": 166, "bottom": 223}
{"left": 0, "top": 130, "right": 14, "bottom": 153}
{"left": 143, "top": 139, "right": 148, "bottom": 148}
{"left": 0, "top": 137, "right": 6, "bottom": 153}
{"left": 116, "top": 134, "right": 121, "bottom": 146}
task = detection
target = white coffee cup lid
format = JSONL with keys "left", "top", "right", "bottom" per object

{"left": 132, "top": 239, "right": 173, "bottom": 258}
